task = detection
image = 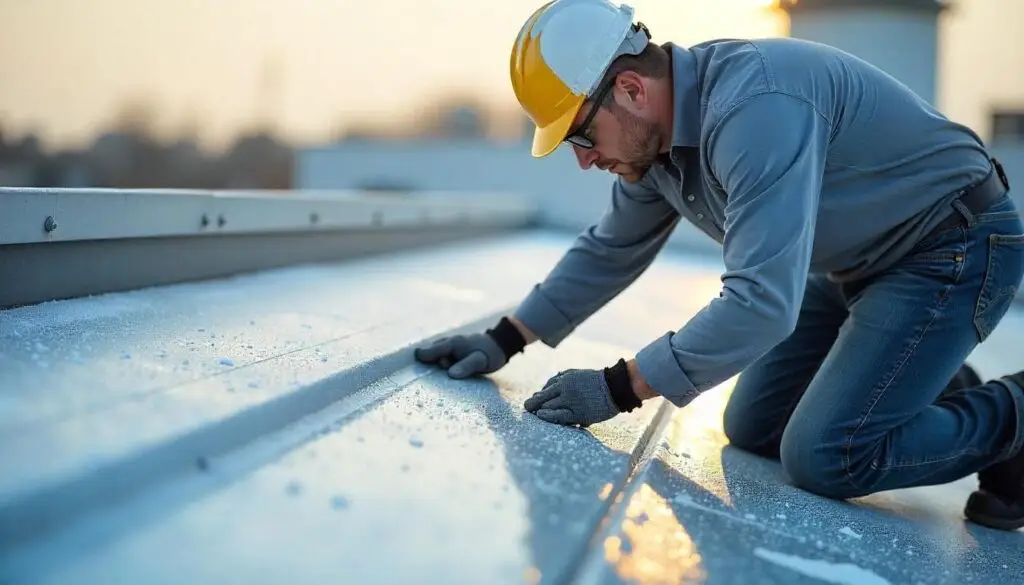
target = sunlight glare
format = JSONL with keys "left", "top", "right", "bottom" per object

{"left": 663, "top": 378, "right": 737, "bottom": 507}
{"left": 603, "top": 484, "right": 706, "bottom": 584}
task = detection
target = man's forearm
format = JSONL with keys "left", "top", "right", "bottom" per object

{"left": 512, "top": 177, "right": 681, "bottom": 348}
{"left": 513, "top": 221, "right": 679, "bottom": 346}
{"left": 508, "top": 320, "right": 658, "bottom": 402}
{"left": 626, "top": 358, "right": 658, "bottom": 400}
{"left": 508, "top": 315, "right": 539, "bottom": 344}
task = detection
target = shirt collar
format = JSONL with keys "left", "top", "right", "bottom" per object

{"left": 665, "top": 43, "right": 702, "bottom": 150}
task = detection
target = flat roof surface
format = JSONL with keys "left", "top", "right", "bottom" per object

{"left": 1, "top": 230, "right": 1021, "bottom": 584}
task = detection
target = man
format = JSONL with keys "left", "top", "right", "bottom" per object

{"left": 413, "top": 0, "right": 1024, "bottom": 531}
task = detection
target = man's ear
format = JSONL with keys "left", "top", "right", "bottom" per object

{"left": 614, "top": 71, "right": 646, "bottom": 108}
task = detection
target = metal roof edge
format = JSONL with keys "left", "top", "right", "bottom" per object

{"left": 0, "top": 188, "right": 539, "bottom": 308}
{"left": 0, "top": 187, "right": 536, "bottom": 245}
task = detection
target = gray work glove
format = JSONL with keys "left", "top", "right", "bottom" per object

{"left": 524, "top": 358, "right": 644, "bottom": 426}
{"left": 528, "top": 356, "right": 647, "bottom": 426}
{"left": 414, "top": 316, "right": 527, "bottom": 379}
{"left": 524, "top": 368, "right": 620, "bottom": 426}
{"left": 413, "top": 332, "right": 509, "bottom": 379}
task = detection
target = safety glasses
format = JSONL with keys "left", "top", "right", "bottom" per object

{"left": 563, "top": 78, "right": 616, "bottom": 150}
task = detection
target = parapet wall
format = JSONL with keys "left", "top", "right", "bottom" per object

{"left": 0, "top": 187, "right": 538, "bottom": 308}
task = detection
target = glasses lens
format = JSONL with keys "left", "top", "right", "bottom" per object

{"left": 566, "top": 135, "right": 593, "bottom": 149}
{"left": 564, "top": 81, "right": 613, "bottom": 150}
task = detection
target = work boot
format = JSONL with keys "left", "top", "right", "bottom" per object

{"left": 964, "top": 370, "right": 1024, "bottom": 531}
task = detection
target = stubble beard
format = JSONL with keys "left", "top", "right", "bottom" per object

{"left": 613, "top": 106, "right": 662, "bottom": 183}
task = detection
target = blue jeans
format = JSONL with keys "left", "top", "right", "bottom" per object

{"left": 723, "top": 193, "right": 1024, "bottom": 498}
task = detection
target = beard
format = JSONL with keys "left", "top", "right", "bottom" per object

{"left": 608, "top": 106, "right": 661, "bottom": 182}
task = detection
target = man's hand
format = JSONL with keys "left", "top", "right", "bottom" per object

{"left": 414, "top": 333, "right": 509, "bottom": 379}
{"left": 524, "top": 358, "right": 644, "bottom": 426}
{"left": 414, "top": 316, "right": 528, "bottom": 379}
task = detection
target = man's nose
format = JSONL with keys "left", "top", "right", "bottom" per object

{"left": 572, "top": 144, "right": 599, "bottom": 170}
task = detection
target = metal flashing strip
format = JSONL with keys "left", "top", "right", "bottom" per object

{"left": 0, "top": 187, "right": 536, "bottom": 245}
{"left": 0, "top": 188, "right": 538, "bottom": 308}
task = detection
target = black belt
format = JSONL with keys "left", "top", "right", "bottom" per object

{"left": 925, "top": 157, "right": 1011, "bottom": 239}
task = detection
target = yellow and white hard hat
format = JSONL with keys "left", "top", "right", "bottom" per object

{"left": 509, "top": 0, "right": 651, "bottom": 157}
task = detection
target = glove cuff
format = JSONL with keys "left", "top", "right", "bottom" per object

{"left": 604, "top": 358, "right": 642, "bottom": 413}
{"left": 486, "top": 316, "right": 527, "bottom": 358}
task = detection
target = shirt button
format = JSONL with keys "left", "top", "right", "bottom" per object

{"left": 696, "top": 213, "right": 704, "bottom": 220}
{"left": 687, "top": 194, "right": 695, "bottom": 202}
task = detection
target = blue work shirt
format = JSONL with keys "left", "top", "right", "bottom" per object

{"left": 512, "top": 37, "right": 994, "bottom": 408}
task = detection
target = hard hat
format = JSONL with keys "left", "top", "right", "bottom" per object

{"left": 509, "top": 0, "right": 651, "bottom": 157}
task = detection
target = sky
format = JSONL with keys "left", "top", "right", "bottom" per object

{"left": 0, "top": 0, "right": 1021, "bottom": 152}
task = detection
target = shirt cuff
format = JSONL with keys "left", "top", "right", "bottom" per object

{"left": 512, "top": 285, "right": 576, "bottom": 347}
{"left": 634, "top": 332, "right": 701, "bottom": 408}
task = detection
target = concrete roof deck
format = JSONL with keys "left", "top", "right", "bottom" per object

{"left": 1, "top": 230, "right": 1021, "bottom": 584}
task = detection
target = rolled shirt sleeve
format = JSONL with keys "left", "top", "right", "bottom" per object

{"left": 514, "top": 175, "right": 681, "bottom": 347}
{"left": 635, "top": 92, "right": 832, "bottom": 407}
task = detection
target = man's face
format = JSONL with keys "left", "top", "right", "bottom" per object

{"left": 566, "top": 79, "right": 662, "bottom": 183}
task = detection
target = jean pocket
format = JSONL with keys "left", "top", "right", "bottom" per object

{"left": 973, "top": 233, "right": 1024, "bottom": 343}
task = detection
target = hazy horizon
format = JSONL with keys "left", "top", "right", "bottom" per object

{"left": 1, "top": 0, "right": 1021, "bottom": 152}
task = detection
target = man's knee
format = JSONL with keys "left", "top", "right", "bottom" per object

{"left": 779, "top": 424, "right": 871, "bottom": 499}
{"left": 723, "top": 394, "right": 783, "bottom": 459}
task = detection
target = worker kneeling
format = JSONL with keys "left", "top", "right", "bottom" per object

{"left": 414, "top": 0, "right": 1024, "bottom": 532}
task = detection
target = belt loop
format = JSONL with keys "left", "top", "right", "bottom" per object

{"left": 991, "top": 157, "right": 1010, "bottom": 190}
{"left": 952, "top": 197, "right": 976, "bottom": 228}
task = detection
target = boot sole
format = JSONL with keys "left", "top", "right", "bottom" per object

{"left": 964, "top": 491, "right": 1024, "bottom": 531}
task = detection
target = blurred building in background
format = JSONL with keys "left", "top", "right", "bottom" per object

{"left": 0, "top": 124, "right": 294, "bottom": 191}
